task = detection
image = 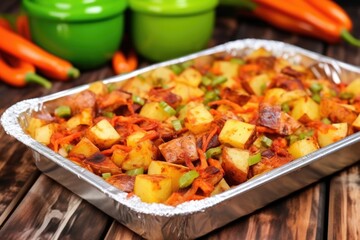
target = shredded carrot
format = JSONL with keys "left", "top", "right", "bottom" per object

{"left": 53, "top": 131, "right": 83, "bottom": 152}
{"left": 101, "top": 144, "right": 131, "bottom": 155}
{"left": 196, "top": 148, "right": 208, "bottom": 170}
{"left": 202, "top": 126, "right": 219, "bottom": 152}
{"left": 239, "top": 63, "right": 260, "bottom": 73}
{"left": 256, "top": 126, "right": 277, "bottom": 134}
{"left": 208, "top": 99, "right": 243, "bottom": 112}
{"left": 138, "top": 130, "right": 159, "bottom": 142}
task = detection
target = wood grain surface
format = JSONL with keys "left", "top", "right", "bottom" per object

{"left": 0, "top": 1, "right": 359, "bottom": 240}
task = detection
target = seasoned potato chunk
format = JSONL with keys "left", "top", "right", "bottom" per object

{"left": 288, "top": 137, "right": 319, "bottom": 158}
{"left": 176, "top": 68, "right": 202, "bottom": 87}
{"left": 66, "top": 108, "right": 93, "bottom": 130}
{"left": 34, "top": 123, "right": 58, "bottom": 145}
{"left": 221, "top": 147, "right": 250, "bottom": 185}
{"left": 86, "top": 119, "right": 120, "bottom": 149}
{"left": 27, "top": 117, "right": 46, "bottom": 138}
{"left": 184, "top": 104, "right": 214, "bottom": 134}
{"left": 148, "top": 161, "right": 189, "bottom": 192}
{"left": 134, "top": 174, "right": 172, "bottom": 203}
{"left": 317, "top": 123, "right": 348, "bottom": 147}
{"left": 219, "top": 119, "right": 256, "bottom": 149}
{"left": 69, "top": 137, "right": 99, "bottom": 158}
{"left": 291, "top": 97, "right": 320, "bottom": 122}
{"left": 140, "top": 102, "right": 172, "bottom": 121}
{"left": 211, "top": 178, "right": 230, "bottom": 196}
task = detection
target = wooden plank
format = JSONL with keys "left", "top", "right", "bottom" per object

{"left": 0, "top": 174, "right": 109, "bottom": 239}
{"left": 105, "top": 221, "right": 143, "bottom": 240}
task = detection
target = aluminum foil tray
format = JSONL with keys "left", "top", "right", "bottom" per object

{"left": 2, "top": 39, "right": 360, "bottom": 240}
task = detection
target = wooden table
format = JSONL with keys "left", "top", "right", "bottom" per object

{"left": 1, "top": 1, "right": 359, "bottom": 239}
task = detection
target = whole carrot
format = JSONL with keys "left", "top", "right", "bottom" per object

{"left": 0, "top": 52, "right": 51, "bottom": 88}
{"left": 0, "top": 27, "right": 79, "bottom": 81}
{"left": 16, "top": 15, "right": 31, "bottom": 40}
{"left": 112, "top": 51, "right": 138, "bottom": 75}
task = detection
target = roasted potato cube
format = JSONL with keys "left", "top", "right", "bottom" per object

{"left": 345, "top": 78, "right": 360, "bottom": 96}
{"left": 139, "top": 102, "right": 171, "bottom": 121}
{"left": 352, "top": 114, "right": 360, "bottom": 129}
{"left": 245, "top": 73, "right": 271, "bottom": 96}
{"left": 184, "top": 104, "right": 214, "bottom": 134}
{"left": 150, "top": 67, "right": 176, "bottom": 88}
{"left": 66, "top": 108, "right": 93, "bottom": 130}
{"left": 219, "top": 119, "right": 256, "bottom": 149}
{"left": 288, "top": 137, "right": 319, "bottom": 159}
{"left": 88, "top": 81, "right": 108, "bottom": 96}
{"left": 34, "top": 123, "right": 58, "bottom": 145}
{"left": 212, "top": 60, "right": 240, "bottom": 88}
{"left": 148, "top": 161, "right": 189, "bottom": 192}
{"left": 122, "top": 131, "right": 155, "bottom": 171}
{"left": 158, "top": 134, "right": 199, "bottom": 164}
{"left": 317, "top": 123, "right": 348, "bottom": 147}
{"left": 221, "top": 147, "right": 250, "bottom": 185}
{"left": 86, "top": 119, "right": 120, "bottom": 149}
{"left": 176, "top": 68, "right": 202, "bottom": 87}
{"left": 291, "top": 97, "right": 320, "bottom": 122}
{"left": 171, "top": 82, "right": 204, "bottom": 104}
{"left": 111, "top": 149, "right": 128, "bottom": 167}
{"left": 69, "top": 137, "right": 99, "bottom": 158}
{"left": 27, "top": 117, "right": 46, "bottom": 138}
{"left": 264, "top": 88, "right": 306, "bottom": 105}
{"left": 211, "top": 178, "right": 230, "bottom": 196}
{"left": 121, "top": 76, "right": 153, "bottom": 98}
{"left": 134, "top": 174, "right": 173, "bottom": 203}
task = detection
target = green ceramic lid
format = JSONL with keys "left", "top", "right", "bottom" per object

{"left": 23, "top": 0, "right": 127, "bottom": 22}
{"left": 128, "top": 0, "right": 218, "bottom": 15}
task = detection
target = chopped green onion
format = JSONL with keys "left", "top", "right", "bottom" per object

{"left": 65, "top": 144, "right": 73, "bottom": 152}
{"left": 159, "top": 101, "right": 176, "bottom": 116}
{"left": 102, "top": 172, "right": 112, "bottom": 179}
{"left": 260, "top": 83, "right": 267, "bottom": 95}
{"left": 201, "top": 76, "right": 212, "bottom": 86}
{"left": 281, "top": 102, "right": 290, "bottom": 113}
{"left": 179, "top": 170, "right": 199, "bottom": 188}
{"left": 321, "top": 118, "right": 331, "bottom": 124}
{"left": 205, "top": 146, "right": 222, "bottom": 159}
{"left": 181, "top": 60, "right": 193, "bottom": 69}
{"left": 287, "top": 135, "right": 298, "bottom": 145}
{"left": 54, "top": 105, "right": 71, "bottom": 118}
{"left": 312, "top": 93, "right": 321, "bottom": 103}
{"left": 204, "top": 90, "right": 219, "bottom": 104}
{"left": 261, "top": 136, "right": 273, "bottom": 147}
{"left": 211, "top": 76, "right": 227, "bottom": 86}
{"left": 169, "top": 64, "right": 183, "bottom": 75}
{"left": 132, "top": 94, "right": 145, "bottom": 105}
{"left": 248, "top": 153, "right": 261, "bottom": 166}
{"left": 176, "top": 104, "right": 185, "bottom": 113}
{"left": 310, "top": 82, "right": 323, "bottom": 93}
{"left": 339, "top": 92, "right": 354, "bottom": 100}
{"left": 230, "top": 58, "right": 245, "bottom": 65}
{"left": 126, "top": 168, "right": 144, "bottom": 176}
{"left": 103, "top": 112, "right": 115, "bottom": 118}
{"left": 171, "top": 119, "right": 183, "bottom": 131}
{"left": 298, "top": 130, "right": 314, "bottom": 140}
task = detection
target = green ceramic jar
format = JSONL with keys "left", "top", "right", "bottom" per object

{"left": 129, "top": 0, "right": 219, "bottom": 62}
{"left": 23, "top": 0, "right": 127, "bottom": 69}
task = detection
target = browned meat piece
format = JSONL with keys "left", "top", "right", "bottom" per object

{"left": 149, "top": 87, "right": 182, "bottom": 108}
{"left": 158, "top": 134, "right": 199, "bottom": 164}
{"left": 248, "top": 56, "right": 276, "bottom": 70}
{"left": 85, "top": 153, "right": 122, "bottom": 175}
{"left": 320, "top": 98, "right": 357, "bottom": 124}
{"left": 220, "top": 87, "right": 251, "bottom": 106}
{"left": 97, "top": 90, "right": 131, "bottom": 111}
{"left": 281, "top": 66, "right": 304, "bottom": 79}
{"left": 273, "top": 74, "right": 305, "bottom": 91}
{"left": 196, "top": 131, "right": 220, "bottom": 151}
{"left": 258, "top": 104, "right": 301, "bottom": 135}
{"left": 66, "top": 90, "right": 97, "bottom": 114}
{"left": 106, "top": 174, "right": 135, "bottom": 192}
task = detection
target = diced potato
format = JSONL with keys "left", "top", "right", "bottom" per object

{"left": 177, "top": 101, "right": 201, "bottom": 120}
{"left": 345, "top": 78, "right": 360, "bottom": 96}
{"left": 134, "top": 174, "right": 173, "bottom": 203}
{"left": 34, "top": 123, "right": 58, "bottom": 145}
{"left": 86, "top": 119, "right": 120, "bottom": 149}
{"left": 288, "top": 137, "right": 319, "bottom": 159}
{"left": 184, "top": 104, "right": 214, "bottom": 134}
{"left": 122, "top": 131, "right": 155, "bottom": 170}
{"left": 150, "top": 67, "right": 176, "bottom": 88}
{"left": 148, "top": 161, "right": 189, "bottom": 192}
{"left": 245, "top": 73, "right": 271, "bottom": 96}
{"left": 221, "top": 147, "right": 250, "bottom": 184}
{"left": 212, "top": 60, "right": 240, "bottom": 88}
{"left": 317, "top": 123, "right": 348, "bottom": 147}
{"left": 27, "top": 117, "right": 46, "bottom": 138}
{"left": 291, "top": 97, "right": 320, "bottom": 122}
{"left": 111, "top": 149, "right": 128, "bottom": 167}
{"left": 352, "top": 114, "right": 360, "bottom": 129}
{"left": 139, "top": 102, "right": 171, "bottom": 121}
{"left": 211, "top": 178, "right": 230, "bottom": 196}
{"left": 121, "top": 76, "right": 152, "bottom": 98}
{"left": 219, "top": 119, "right": 256, "bottom": 149}
{"left": 171, "top": 82, "right": 204, "bottom": 104}
{"left": 88, "top": 81, "right": 108, "bottom": 96}
{"left": 66, "top": 108, "right": 93, "bottom": 130}
{"left": 264, "top": 88, "right": 307, "bottom": 105}
{"left": 69, "top": 137, "right": 99, "bottom": 158}
{"left": 176, "top": 68, "right": 202, "bottom": 87}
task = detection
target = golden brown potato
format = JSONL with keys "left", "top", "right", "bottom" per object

{"left": 221, "top": 147, "right": 250, "bottom": 185}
